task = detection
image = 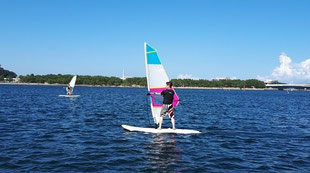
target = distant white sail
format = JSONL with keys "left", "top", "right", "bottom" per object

{"left": 144, "top": 43, "right": 179, "bottom": 126}
{"left": 69, "top": 75, "right": 77, "bottom": 88}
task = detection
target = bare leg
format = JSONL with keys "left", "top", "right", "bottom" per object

{"left": 171, "top": 117, "right": 175, "bottom": 130}
{"left": 158, "top": 116, "right": 163, "bottom": 130}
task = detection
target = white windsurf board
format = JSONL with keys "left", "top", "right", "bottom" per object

{"left": 58, "top": 95, "right": 80, "bottom": 98}
{"left": 122, "top": 125, "right": 200, "bottom": 134}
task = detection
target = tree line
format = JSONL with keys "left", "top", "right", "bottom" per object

{"left": 171, "top": 79, "right": 266, "bottom": 88}
{"left": 19, "top": 74, "right": 266, "bottom": 88}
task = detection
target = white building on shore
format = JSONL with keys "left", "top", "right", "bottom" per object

{"left": 3, "top": 77, "right": 20, "bottom": 83}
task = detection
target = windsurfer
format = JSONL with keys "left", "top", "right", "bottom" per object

{"left": 156, "top": 81, "right": 176, "bottom": 130}
{"left": 66, "top": 85, "right": 73, "bottom": 95}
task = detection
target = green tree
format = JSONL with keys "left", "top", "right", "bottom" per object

{"left": 0, "top": 66, "right": 17, "bottom": 78}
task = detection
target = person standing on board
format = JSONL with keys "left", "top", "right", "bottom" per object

{"left": 157, "top": 81, "right": 176, "bottom": 130}
{"left": 66, "top": 84, "right": 72, "bottom": 95}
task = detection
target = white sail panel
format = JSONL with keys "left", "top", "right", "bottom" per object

{"left": 69, "top": 75, "right": 77, "bottom": 88}
{"left": 147, "top": 65, "right": 169, "bottom": 87}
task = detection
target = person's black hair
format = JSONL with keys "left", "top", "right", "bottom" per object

{"left": 166, "top": 81, "right": 173, "bottom": 88}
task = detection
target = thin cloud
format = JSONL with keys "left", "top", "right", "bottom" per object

{"left": 256, "top": 75, "right": 273, "bottom": 83}
{"left": 177, "top": 74, "right": 200, "bottom": 80}
{"left": 212, "top": 76, "right": 238, "bottom": 80}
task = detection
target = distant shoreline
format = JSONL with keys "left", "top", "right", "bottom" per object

{"left": 0, "top": 82, "right": 277, "bottom": 91}
{"left": 0, "top": 82, "right": 143, "bottom": 88}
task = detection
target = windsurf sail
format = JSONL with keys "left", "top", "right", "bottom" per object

{"left": 144, "top": 43, "right": 179, "bottom": 126}
{"left": 69, "top": 75, "right": 77, "bottom": 88}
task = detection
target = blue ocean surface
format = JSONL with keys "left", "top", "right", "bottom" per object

{"left": 0, "top": 85, "right": 310, "bottom": 172}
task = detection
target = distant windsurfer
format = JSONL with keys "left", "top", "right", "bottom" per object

{"left": 66, "top": 84, "right": 73, "bottom": 95}
{"left": 155, "top": 81, "right": 176, "bottom": 130}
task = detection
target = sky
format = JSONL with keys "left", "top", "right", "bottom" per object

{"left": 0, "top": 0, "right": 310, "bottom": 83}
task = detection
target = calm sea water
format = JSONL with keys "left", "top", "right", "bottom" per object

{"left": 0, "top": 85, "right": 310, "bottom": 172}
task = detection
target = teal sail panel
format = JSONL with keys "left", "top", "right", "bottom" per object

{"left": 146, "top": 44, "right": 161, "bottom": 65}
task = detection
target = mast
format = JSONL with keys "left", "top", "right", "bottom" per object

{"left": 144, "top": 42, "right": 150, "bottom": 91}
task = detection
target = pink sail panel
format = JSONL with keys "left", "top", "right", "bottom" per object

{"left": 150, "top": 88, "right": 179, "bottom": 107}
